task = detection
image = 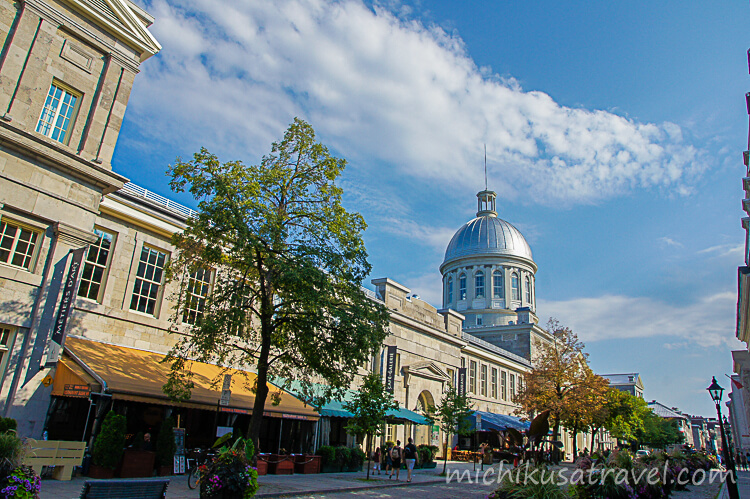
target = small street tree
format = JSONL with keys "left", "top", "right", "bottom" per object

{"left": 430, "top": 385, "right": 474, "bottom": 475}
{"left": 601, "top": 389, "right": 649, "bottom": 448}
{"left": 162, "top": 118, "right": 390, "bottom": 452}
{"left": 344, "top": 373, "right": 399, "bottom": 479}
{"left": 515, "top": 318, "right": 589, "bottom": 442}
{"left": 559, "top": 366, "right": 609, "bottom": 458}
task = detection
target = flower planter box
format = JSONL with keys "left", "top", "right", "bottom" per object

{"left": 256, "top": 456, "right": 268, "bottom": 476}
{"left": 88, "top": 464, "right": 115, "bottom": 479}
{"left": 293, "top": 454, "right": 321, "bottom": 474}
{"left": 422, "top": 462, "right": 437, "bottom": 469}
{"left": 267, "top": 454, "right": 294, "bottom": 475}
{"left": 117, "top": 449, "right": 156, "bottom": 478}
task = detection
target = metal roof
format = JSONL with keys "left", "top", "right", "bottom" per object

{"left": 443, "top": 216, "right": 533, "bottom": 266}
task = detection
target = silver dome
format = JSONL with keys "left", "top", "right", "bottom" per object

{"left": 443, "top": 216, "right": 533, "bottom": 265}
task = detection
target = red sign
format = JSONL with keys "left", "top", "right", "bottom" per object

{"left": 63, "top": 384, "right": 90, "bottom": 398}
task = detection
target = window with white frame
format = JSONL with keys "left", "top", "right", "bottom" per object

{"left": 0, "top": 326, "right": 16, "bottom": 378}
{"left": 491, "top": 368, "right": 498, "bottom": 399}
{"left": 493, "top": 270, "right": 503, "bottom": 299}
{"left": 510, "top": 373, "right": 516, "bottom": 401}
{"left": 459, "top": 274, "right": 467, "bottom": 300}
{"left": 0, "top": 221, "right": 40, "bottom": 271}
{"left": 446, "top": 277, "right": 453, "bottom": 303}
{"left": 183, "top": 268, "right": 213, "bottom": 325}
{"left": 501, "top": 371, "right": 507, "bottom": 400}
{"left": 36, "top": 82, "right": 80, "bottom": 143}
{"left": 78, "top": 228, "right": 115, "bottom": 301}
{"left": 480, "top": 364, "right": 487, "bottom": 396}
{"left": 130, "top": 245, "right": 168, "bottom": 315}
{"left": 469, "top": 360, "right": 477, "bottom": 393}
{"left": 475, "top": 271, "right": 484, "bottom": 298}
{"left": 511, "top": 272, "right": 520, "bottom": 301}
{"left": 525, "top": 276, "right": 531, "bottom": 303}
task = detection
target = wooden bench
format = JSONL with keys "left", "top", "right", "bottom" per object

{"left": 79, "top": 478, "right": 169, "bottom": 498}
{"left": 23, "top": 439, "right": 85, "bottom": 480}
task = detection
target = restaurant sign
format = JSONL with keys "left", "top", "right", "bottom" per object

{"left": 457, "top": 367, "right": 467, "bottom": 396}
{"left": 385, "top": 345, "right": 397, "bottom": 393}
{"left": 63, "top": 384, "right": 90, "bottom": 398}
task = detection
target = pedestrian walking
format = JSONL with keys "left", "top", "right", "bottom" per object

{"left": 384, "top": 442, "right": 393, "bottom": 475}
{"left": 373, "top": 446, "right": 381, "bottom": 474}
{"left": 404, "top": 437, "right": 419, "bottom": 483}
{"left": 389, "top": 440, "right": 402, "bottom": 480}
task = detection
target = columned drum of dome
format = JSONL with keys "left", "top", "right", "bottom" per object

{"left": 440, "top": 190, "right": 538, "bottom": 328}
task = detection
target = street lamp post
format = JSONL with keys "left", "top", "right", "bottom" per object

{"left": 707, "top": 377, "right": 740, "bottom": 499}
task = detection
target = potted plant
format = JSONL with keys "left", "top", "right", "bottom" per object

{"left": 156, "top": 417, "right": 177, "bottom": 476}
{"left": 335, "top": 446, "right": 351, "bottom": 472}
{"left": 318, "top": 446, "right": 338, "bottom": 473}
{"left": 0, "top": 431, "right": 41, "bottom": 498}
{"left": 199, "top": 438, "right": 259, "bottom": 499}
{"left": 418, "top": 445, "right": 437, "bottom": 468}
{"left": 90, "top": 412, "right": 126, "bottom": 478}
{"left": 348, "top": 447, "right": 365, "bottom": 472}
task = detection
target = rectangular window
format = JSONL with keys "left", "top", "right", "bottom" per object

{"left": 395, "top": 353, "right": 401, "bottom": 376}
{"left": 0, "top": 221, "right": 40, "bottom": 270}
{"left": 386, "top": 424, "right": 395, "bottom": 442}
{"left": 183, "top": 268, "right": 212, "bottom": 325}
{"left": 501, "top": 371, "right": 507, "bottom": 400}
{"left": 469, "top": 360, "right": 477, "bottom": 394}
{"left": 480, "top": 364, "right": 487, "bottom": 397}
{"left": 475, "top": 272, "right": 484, "bottom": 298}
{"left": 476, "top": 314, "right": 483, "bottom": 326}
{"left": 447, "top": 368, "right": 455, "bottom": 387}
{"left": 129, "top": 245, "right": 167, "bottom": 316}
{"left": 78, "top": 228, "right": 115, "bottom": 301}
{"left": 36, "top": 83, "right": 79, "bottom": 143}
{"left": 0, "top": 326, "right": 16, "bottom": 379}
{"left": 459, "top": 275, "right": 467, "bottom": 300}
{"left": 491, "top": 368, "right": 498, "bottom": 399}
{"left": 510, "top": 373, "right": 516, "bottom": 401}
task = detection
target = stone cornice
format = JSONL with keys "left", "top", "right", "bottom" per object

{"left": 54, "top": 221, "right": 98, "bottom": 246}
{"left": 388, "top": 308, "right": 467, "bottom": 348}
{"left": 0, "top": 121, "right": 127, "bottom": 194}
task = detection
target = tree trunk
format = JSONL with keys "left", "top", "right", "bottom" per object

{"left": 590, "top": 427, "right": 598, "bottom": 453}
{"left": 247, "top": 317, "right": 273, "bottom": 453}
{"left": 443, "top": 434, "right": 450, "bottom": 475}
{"left": 366, "top": 433, "right": 372, "bottom": 480}
{"left": 571, "top": 426, "right": 578, "bottom": 461}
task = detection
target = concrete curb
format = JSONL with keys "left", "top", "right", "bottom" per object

{"left": 255, "top": 478, "right": 446, "bottom": 498}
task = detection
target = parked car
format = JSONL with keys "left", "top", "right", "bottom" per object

{"left": 636, "top": 450, "right": 650, "bottom": 458}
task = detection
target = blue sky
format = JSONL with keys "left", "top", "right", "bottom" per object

{"left": 120, "top": 0, "right": 748, "bottom": 417}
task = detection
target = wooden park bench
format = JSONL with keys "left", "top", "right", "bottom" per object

{"left": 79, "top": 478, "right": 170, "bottom": 499}
{"left": 23, "top": 439, "right": 85, "bottom": 480}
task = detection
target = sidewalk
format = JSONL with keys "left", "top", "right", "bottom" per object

{"left": 39, "top": 461, "right": 481, "bottom": 498}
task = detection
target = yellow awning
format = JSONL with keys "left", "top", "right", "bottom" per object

{"left": 51, "top": 353, "right": 101, "bottom": 397}
{"left": 63, "top": 337, "right": 318, "bottom": 420}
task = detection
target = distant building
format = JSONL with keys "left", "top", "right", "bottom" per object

{"left": 728, "top": 375, "right": 750, "bottom": 454}
{"left": 600, "top": 373, "right": 644, "bottom": 399}
{"left": 648, "top": 400, "right": 694, "bottom": 447}
{"left": 690, "top": 415, "right": 719, "bottom": 453}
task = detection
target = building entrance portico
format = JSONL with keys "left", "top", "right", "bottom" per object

{"left": 415, "top": 390, "right": 435, "bottom": 446}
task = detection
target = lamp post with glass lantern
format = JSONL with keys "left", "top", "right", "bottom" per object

{"left": 707, "top": 377, "right": 740, "bottom": 499}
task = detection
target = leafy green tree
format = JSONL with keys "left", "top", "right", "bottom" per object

{"left": 600, "top": 390, "right": 649, "bottom": 447}
{"left": 559, "top": 366, "right": 609, "bottom": 458}
{"left": 344, "top": 373, "right": 399, "bottom": 479}
{"left": 163, "top": 118, "right": 390, "bottom": 451}
{"left": 92, "top": 412, "right": 126, "bottom": 470}
{"left": 430, "top": 385, "right": 474, "bottom": 475}
{"left": 637, "top": 410, "right": 683, "bottom": 448}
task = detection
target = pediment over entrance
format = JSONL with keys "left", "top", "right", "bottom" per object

{"left": 403, "top": 361, "right": 449, "bottom": 382}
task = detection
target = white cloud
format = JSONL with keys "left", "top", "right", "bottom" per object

{"left": 131, "top": 0, "right": 706, "bottom": 205}
{"left": 538, "top": 291, "right": 741, "bottom": 348}
{"left": 697, "top": 243, "right": 744, "bottom": 259}
{"left": 658, "top": 236, "right": 683, "bottom": 248}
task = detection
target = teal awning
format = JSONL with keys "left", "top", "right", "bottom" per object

{"left": 273, "top": 377, "right": 429, "bottom": 424}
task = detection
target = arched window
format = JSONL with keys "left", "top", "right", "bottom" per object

{"left": 446, "top": 277, "right": 453, "bottom": 304}
{"left": 475, "top": 271, "right": 484, "bottom": 298}
{"left": 525, "top": 276, "right": 531, "bottom": 303}
{"left": 459, "top": 274, "right": 467, "bottom": 300}
{"left": 511, "top": 272, "right": 520, "bottom": 301}
{"left": 493, "top": 270, "right": 503, "bottom": 299}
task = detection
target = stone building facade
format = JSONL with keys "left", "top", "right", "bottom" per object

{"left": 0, "top": 0, "right": 160, "bottom": 437}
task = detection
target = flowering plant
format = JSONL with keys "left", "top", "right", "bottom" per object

{"left": 198, "top": 438, "right": 259, "bottom": 499}
{"left": 0, "top": 466, "right": 40, "bottom": 499}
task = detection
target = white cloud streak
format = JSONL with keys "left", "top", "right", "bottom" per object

{"left": 131, "top": 0, "right": 705, "bottom": 205}
{"left": 538, "top": 291, "right": 739, "bottom": 348}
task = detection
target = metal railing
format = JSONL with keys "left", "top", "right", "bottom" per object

{"left": 121, "top": 183, "right": 197, "bottom": 219}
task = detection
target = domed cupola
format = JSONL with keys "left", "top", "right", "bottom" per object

{"left": 440, "top": 190, "right": 537, "bottom": 326}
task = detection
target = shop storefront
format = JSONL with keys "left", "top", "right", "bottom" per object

{"left": 45, "top": 337, "right": 319, "bottom": 453}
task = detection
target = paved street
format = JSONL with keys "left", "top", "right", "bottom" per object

{"left": 275, "top": 480, "right": 496, "bottom": 499}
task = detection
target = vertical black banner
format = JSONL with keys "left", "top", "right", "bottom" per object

{"left": 51, "top": 247, "right": 86, "bottom": 346}
{"left": 385, "top": 345, "right": 397, "bottom": 393}
{"left": 458, "top": 367, "right": 467, "bottom": 396}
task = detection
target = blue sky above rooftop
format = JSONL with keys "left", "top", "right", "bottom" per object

{"left": 118, "top": 0, "right": 748, "bottom": 417}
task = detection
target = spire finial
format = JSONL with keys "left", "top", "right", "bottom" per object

{"left": 484, "top": 144, "right": 487, "bottom": 191}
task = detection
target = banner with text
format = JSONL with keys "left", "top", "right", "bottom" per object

{"left": 51, "top": 247, "right": 86, "bottom": 346}
{"left": 385, "top": 345, "right": 397, "bottom": 393}
{"left": 458, "top": 367, "right": 467, "bottom": 396}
